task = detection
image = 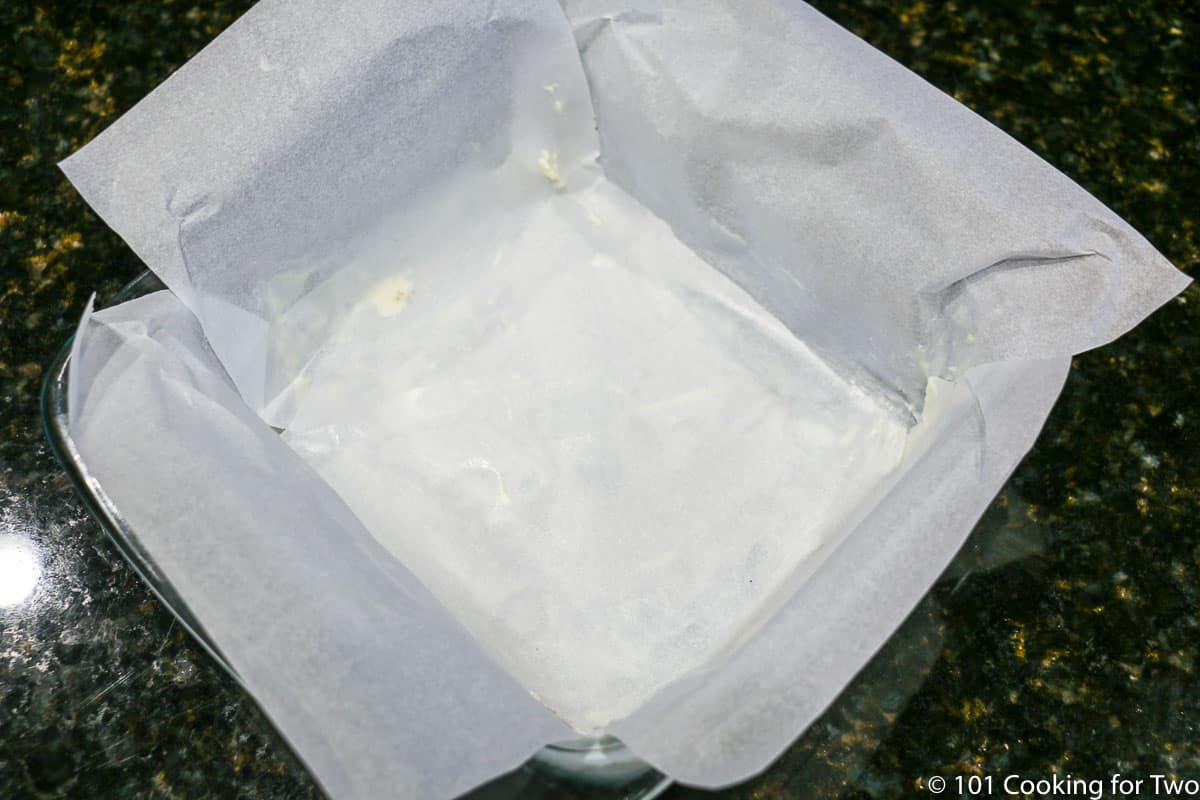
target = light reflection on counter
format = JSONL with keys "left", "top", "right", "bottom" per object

{"left": 0, "top": 533, "right": 41, "bottom": 608}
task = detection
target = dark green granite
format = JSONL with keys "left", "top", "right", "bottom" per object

{"left": 1, "top": 1, "right": 1196, "bottom": 798}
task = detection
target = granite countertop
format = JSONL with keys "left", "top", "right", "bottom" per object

{"left": 1, "top": 1, "right": 1196, "bottom": 798}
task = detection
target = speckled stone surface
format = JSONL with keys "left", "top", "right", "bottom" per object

{"left": 0, "top": 1, "right": 1196, "bottom": 798}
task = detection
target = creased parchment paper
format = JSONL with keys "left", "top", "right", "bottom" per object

{"left": 61, "top": 0, "right": 1190, "bottom": 797}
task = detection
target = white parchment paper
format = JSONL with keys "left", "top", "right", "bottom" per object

{"left": 61, "top": 0, "right": 1189, "bottom": 796}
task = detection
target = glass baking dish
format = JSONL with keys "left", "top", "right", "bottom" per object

{"left": 41, "top": 269, "right": 673, "bottom": 800}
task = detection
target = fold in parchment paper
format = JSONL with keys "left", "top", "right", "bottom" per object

{"left": 61, "top": 0, "right": 1189, "bottom": 798}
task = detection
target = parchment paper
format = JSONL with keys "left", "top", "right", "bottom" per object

{"left": 61, "top": 0, "right": 1189, "bottom": 796}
